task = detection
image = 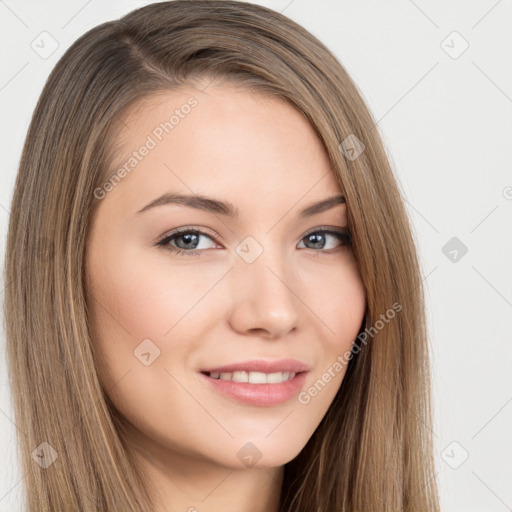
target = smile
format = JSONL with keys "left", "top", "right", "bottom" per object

{"left": 199, "top": 370, "right": 308, "bottom": 407}
{"left": 205, "top": 370, "right": 296, "bottom": 384}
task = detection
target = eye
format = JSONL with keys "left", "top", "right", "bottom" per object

{"left": 297, "top": 228, "right": 351, "bottom": 252}
{"left": 156, "top": 227, "right": 219, "bottom": 257}
{"left": 156, "top": 226, "right": 352, "bottom": 257}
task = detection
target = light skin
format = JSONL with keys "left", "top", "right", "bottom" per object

{"left": 85, "top": 79, "right": 366, "bottom": 512}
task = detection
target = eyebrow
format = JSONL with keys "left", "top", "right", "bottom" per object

{"left": 136, "top": 192, "right": 345, "bottom": 218}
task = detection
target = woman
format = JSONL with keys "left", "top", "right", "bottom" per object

{"left": 3, "top": 1, "right": 440, "bottom": 510}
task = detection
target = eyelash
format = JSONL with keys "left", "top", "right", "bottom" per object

{"left": 155, "top": 226, "right": 352, "bottom": 257}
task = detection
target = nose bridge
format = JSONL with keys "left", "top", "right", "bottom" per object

{"left": 228, "top": 238, "right": 301, "bottom": 336}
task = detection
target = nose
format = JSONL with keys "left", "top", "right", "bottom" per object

{"left": 227, "top": 248, "right": 301, "bottom": 339}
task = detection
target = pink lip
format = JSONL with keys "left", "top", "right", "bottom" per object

{"left": 200, "top": 358, "right": 311, "bottom": 374}
{"left": 198, "top": 359, "right": 311, "bottom": 407}
{"left": 199, "top": 371, "right": 308, "bottom": 407}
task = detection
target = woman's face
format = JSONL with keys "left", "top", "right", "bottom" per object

{"left": 85, "top": 82, "right": 366, "bottom": 471}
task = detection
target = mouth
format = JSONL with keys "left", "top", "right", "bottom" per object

{"left": 198, "top": 364, "right": 309, "bottom": 407}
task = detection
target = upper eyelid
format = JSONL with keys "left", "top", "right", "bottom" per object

{"left": 160, "top": 225, "right": 349, "bottom": 236}
{"left": 302, "top": 225, "right": 349, "bottom": 237}
{"left": 158, "top": 226, "right": 220, "bottom": 245}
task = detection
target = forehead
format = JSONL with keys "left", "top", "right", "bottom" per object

{"left": 104, "top": 83, "right": 343, "bottom": 218}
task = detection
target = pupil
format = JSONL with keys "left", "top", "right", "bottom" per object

{"left": 177, "top": 233, "right": 198, "bottom": 249}
{"left": 308, "top": 233, "right": 324, "bottom": 249}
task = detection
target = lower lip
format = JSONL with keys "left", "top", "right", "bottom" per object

{"left": 199, "top": 371, "right": 308, "bottom": 406}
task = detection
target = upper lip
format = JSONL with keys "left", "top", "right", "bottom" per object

{"left": 200, "top": 359, "right": 311, "bottom": 374}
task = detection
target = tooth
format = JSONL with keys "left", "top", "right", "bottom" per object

{"left": 232, "top": 371, "right": 249, "bottom": 383}
{"left": 210, "top": 370, "right": 297, "bottom": 383}
{"left": 248, "top": 371, "right": 267, "bottom": 384}
{"left": 266, "top": 372, "right": 283, "bottom": 383}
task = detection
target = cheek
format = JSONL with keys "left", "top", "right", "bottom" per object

{"left": 329, "top": 269, "right": 366, "bottom": 344}
{"left": 89, "top": 241, "right": 221, "bottom": 340}
{"left": 86, "top": 243, "right": 229, "bottom": 384}
{"left": 296, "top": 252, "right": 366, "bottom": 345}
{"left": 86, "top": 248, "right": 221, "bottom": 443}
{"left": 296, "top": 254, "right": 366, "bottom": 383}
{"left": 289, "top": 257, "right": 366, "bottom": 428}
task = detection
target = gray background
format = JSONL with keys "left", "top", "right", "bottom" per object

{"left": 1, "top": 1, "right": 511, "bottom": 510}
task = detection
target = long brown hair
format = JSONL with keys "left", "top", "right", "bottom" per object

{"left": 3, "top": 1, "right": 440, "bottom": 510}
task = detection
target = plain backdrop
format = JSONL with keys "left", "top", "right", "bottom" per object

{"left": 1, "top": 1, "right": 511, "bottom": 511}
